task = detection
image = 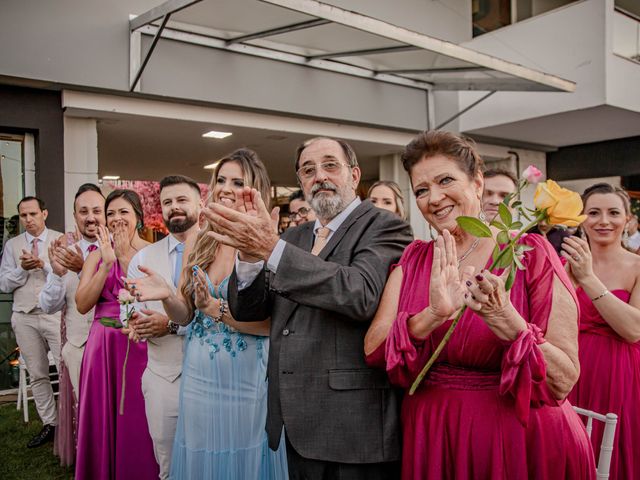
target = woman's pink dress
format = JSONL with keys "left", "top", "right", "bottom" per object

{"left": 569, "top": 287, "right": 640, "bottom": 479}
{"left": 75, "top": 260, "right": 158, "bottom": 480}
{"left": 371, "top": 234, "right": 595, "bottom": 479}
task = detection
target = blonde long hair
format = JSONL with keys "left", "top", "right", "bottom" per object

{"left": 180, "top": 148, "right": 272, "bottom": 319}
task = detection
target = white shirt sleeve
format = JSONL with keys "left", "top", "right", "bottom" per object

{"left": 39, "top": 272, "right": 67, "bottom": 314}
{"left": 0, "top": 240, "right": 29, "bottom": 293}
{"left": 235, "top": 255, "right": 265, "bottom": 291}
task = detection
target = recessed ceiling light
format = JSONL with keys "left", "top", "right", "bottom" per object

{"left": 202, "top": 130, "right": 232, "bottom": 139}
{"left": 102, "top": 175, "right": 120, "bottom": 180}
{"left": 204, "top": 161, "right": 220, "bottom": 170}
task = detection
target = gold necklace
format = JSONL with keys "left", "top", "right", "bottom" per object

{"left": 457, "top": 238, "right": 480, "bottom": 267}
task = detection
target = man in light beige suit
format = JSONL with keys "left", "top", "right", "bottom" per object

{"left": 39, "top": 184, "right": 105, "bottom": 397}
{"left": 0, "top": 196, "right": 63, "bottom": 448}
{"left": 128, "top": 175, "right": 202, "bottom": 479}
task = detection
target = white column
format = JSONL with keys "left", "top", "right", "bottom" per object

{"left": 63, "top": 117, "right": 99, "bottom": 231}
{"left": 378, "top": 154, "right": 429, "bottom": 240}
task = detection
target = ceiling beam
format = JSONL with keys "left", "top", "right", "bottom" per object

{"left": 308, "top": 45, "right": 419, "bottom": 60}
{"left": 130, "top": 0, "right": 202, "bottom": 31}
{"left": 226, "top": 18, "right": 330, "bottom": 44}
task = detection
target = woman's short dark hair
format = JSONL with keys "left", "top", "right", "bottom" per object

{"left": 401, "top": 130, "right": 483, "bottom": 179}
{"left": 105, "top": 189, "right": 144, "bottom": 227}
{"left": 581, "top": 183, "right": 631, "bottom": 215}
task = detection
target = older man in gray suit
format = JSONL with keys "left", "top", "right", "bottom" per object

{"left": 205, "top": 137, "right": 412, "bottom": 479}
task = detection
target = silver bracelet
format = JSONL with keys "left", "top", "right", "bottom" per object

{"left": 213, "top": 300, "right": 227, "bottom": 322}
{"left": 591, "top": 290, "right": 609, "bottom": 302}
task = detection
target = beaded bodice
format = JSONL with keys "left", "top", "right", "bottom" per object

{"left": 187, "top": 274, "right": 264, "bottom": 359}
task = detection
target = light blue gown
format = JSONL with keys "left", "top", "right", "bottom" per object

{"left": 170, "top": 275, "right": 288, "bottom": 480}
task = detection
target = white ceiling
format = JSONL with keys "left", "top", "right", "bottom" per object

{"left": 463, "top": 105, "right": 640, "bottom": 149}
{"left": 96, "top": 112, "right": 405, "bottom": 185}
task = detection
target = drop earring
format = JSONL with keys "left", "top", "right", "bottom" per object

{"left": 478, "top": 210, "right": 487, "bottom": 223}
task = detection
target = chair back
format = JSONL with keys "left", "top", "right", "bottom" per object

{"left": 573, "top": 406, "right": 618, "bottom": 479}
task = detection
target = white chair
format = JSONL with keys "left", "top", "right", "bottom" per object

{"left": 16, "top": 351, "right": 59, "bottom": 423}
{"left": 573, "top": 406, "right": 618, "bottom": 479}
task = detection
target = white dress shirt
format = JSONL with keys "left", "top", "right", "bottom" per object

{"left": 0, "top": 228, "right": 49, "bottom": 293}
{"left": 39, "top": 237, "right": 98, "bottom": 313}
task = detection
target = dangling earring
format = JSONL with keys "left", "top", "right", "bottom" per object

{"left": 623, "top": 227, "right": 629, "bottom": 248}
{"left": 136, "top": 222, "right": 143, "bottom": 231}
{"left": 579, "top": 228, "right": 587, "bottom": 240}
{"left": 478, "top": 210, "right": 487, "bottom": 223}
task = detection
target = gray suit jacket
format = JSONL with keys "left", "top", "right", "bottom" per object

{"left": 228, "top": 200, "right": 412, "bottom": 464}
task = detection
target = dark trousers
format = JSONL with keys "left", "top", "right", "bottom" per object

{"left": 285, "top": 435, "right": 401, "bottom": 480}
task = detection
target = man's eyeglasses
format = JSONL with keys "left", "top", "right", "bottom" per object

{"left": 289, "top": 207, "right": 311, "bottom": 221}
{"left": 296, "top": 161, "right": 350, "bottom": 180}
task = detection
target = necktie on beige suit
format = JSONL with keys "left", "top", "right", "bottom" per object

{"left": 311, "top": 227, "right": 331, "bottom": 256}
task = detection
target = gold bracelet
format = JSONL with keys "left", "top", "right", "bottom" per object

{"left": 591, "top": 290, "right": 609, "bottom": 302}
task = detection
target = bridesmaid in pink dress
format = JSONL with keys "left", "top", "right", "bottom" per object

{"left": 74, "top": 190, "right": 158, "bottom": 480}
{"left": 563, "top": 183, "right": 640, "bottom": 479}
{"left": 365, "top": 130, "right": 595, "bottom": 479}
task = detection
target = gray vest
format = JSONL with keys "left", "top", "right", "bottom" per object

{"left": 10, "top": 230, "right": 62, "bottom": 313}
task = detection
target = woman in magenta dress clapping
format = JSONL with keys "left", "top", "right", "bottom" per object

{"left": 565, "top": 183, "right": 640, "bottom": 480}
{"left": 75, "top": 190, "right": 158, "bottom": 480}
{"left": 365, "top": 130, "right": 594, "bottom": 479}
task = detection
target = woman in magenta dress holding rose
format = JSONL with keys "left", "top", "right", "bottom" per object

{"left": 365, "top": 130, "right": 594, "bottom": 479}
{"left": 75, "top": 189, "right": 158, "bottom": 480}
{"left": 565, "top": 183, "right": 640, "bottom": 479}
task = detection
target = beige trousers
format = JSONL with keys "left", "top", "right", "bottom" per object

{"left": 61, "top": 342, "right": 84, "bottom": 399}
{"left": 12, "top": 311, "right": 61, "bottom": 426}
{"left": 142, "top": 368, "right": 180, "bottom": 480}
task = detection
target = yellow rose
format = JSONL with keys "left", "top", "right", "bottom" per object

{"left": 533, "top": 180, "right": 586, "bottom": 227}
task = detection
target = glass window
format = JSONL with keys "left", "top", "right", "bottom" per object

{"left": 0, "top": 133, "right": 24, "bottom": 389}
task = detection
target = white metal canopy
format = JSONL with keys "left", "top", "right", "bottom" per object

{"left": 129, "top": 0, "right": 575, "bottom": 94}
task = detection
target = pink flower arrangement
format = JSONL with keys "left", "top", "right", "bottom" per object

{"left": 107, "top": 180, "right": 210, "bottom": 236}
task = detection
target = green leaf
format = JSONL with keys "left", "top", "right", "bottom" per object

{"left": 511, "top": 221, "right": 523, "bottom": 230}
{"left": 99, "top": 317, "right": 123, "bottom": 329}
{"left": 504, "top": 193, "right": 514, "bottom": 204}
{"left": 504, "top": 267, "right": 517, "bottom": 291}
{"left": 496, "top": 231, "right": 510, "bottom": 245}
{"left": 492, "top": 243, "right": 501, "bottom": 263}
{"left": 490, "top": 220, "right": 508, "bottom": 231}
{"left": 511, "top": 201, "right": 522, "bottom": 209}
{"left": 513, "top": 253, "right": 525, "bottom": 270}
{"left": 514, "top": 244, "right": 534, "bottom": 254}
{"left": 498, "top": 203, "right": 512, "bottom": 226}
{"left": 456, "top": 216, "right": 492, "bottom": 238}
{"left": 495, "top": 247, "right": 514, "bottom": 269}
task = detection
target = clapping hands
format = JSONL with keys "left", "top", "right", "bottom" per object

{"left": 96, "top": 225, "right": 117, "bottom": 266}
{"left": 123, "top": 265, "right": 172, "bottom": 302}
{"left": 202, "top": 187, "right": 280, "bottom": 261}
{"left": 49, "top": 229, "right": 85, "bottom": 273}
{"left": 427, "top": 230, "right": 475, "bottom": 323}
{"left": 192, "top": 265, "right": 221, "bottom": 318}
